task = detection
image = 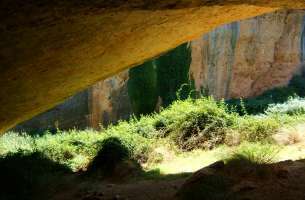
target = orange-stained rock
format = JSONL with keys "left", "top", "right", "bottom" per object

{"left": 1, "top": 0, "right": 305, "bottom": 133}
{"left": 190, "top": 10, "right": 305, "bottom": 99}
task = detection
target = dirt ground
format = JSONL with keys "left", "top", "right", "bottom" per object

{"left": 52, "top": 177, "right": 186, "bottom": 200}
{"left": 51, "top": 159, "right": 305, "bottom": 200}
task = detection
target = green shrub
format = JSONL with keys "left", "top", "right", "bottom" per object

{"left": 87, "top": 137, "right": 130, "bottom": 174}
{"left": 1, "top": 94, "right": 305, "bottom": 181}
{"left": 235, "top": 116, "right": 280, "bottom": 142}
{"left": 266, "top": 97, "right": 305, "bottom": 115}
{"left": 158, "top": 98, "right": 236, "bottom": 150}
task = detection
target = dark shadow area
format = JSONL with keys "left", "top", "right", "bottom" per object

{"left": 0, "top": 151, "right": 71, "bottom": 200}
{"left": 1, "top": 0, "right": 303, "bottom": 27}
{"left": 86, "top": 137, "right": 131, "bottom": 176}
{"left": 2, "top": 138, "right": 305, "bottom": 200}
{"left": 176, "top": 159, "right": 305, "bottom": 200}
{"left": 1, "top": 0, "right": 303, "bottom": 13}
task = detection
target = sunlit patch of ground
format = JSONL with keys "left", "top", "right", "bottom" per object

{"left": 146, "top": 140, "right": 305, "bottom": 175}
{"left": 278, "top": 143, "right": 305, "bottom": 161}
{"left": 147, "top": 147, "right": 222, "bottom": 174}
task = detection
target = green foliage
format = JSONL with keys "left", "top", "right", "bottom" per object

{"left": 156, "top": 43, "right": 192, "bottom": 106}
{"left": 87, "top": 137, "right": 130, "bottom": 175}
{"left": 128, "top": 60, "right": 158, "bottom": 116}
{"left": 234, "top": 116, "right": 280, "bottom": 143}
{"left": 167, "top": 98, "right": 235, "bottom": 150}
{"left": 224, "top": 142, "right": 279, "bottom": 165}
{"left": 127, "top": 43, "right": 194, "bottom": 116}
{"left": 1, "top": 95, "right": 305, "bottom": 184}
{"left": 266, "top": 97, "right": 305, "bottom": 115}
{"left": 2, "top": 78, "right": 305, "bottom": 199}
{"left": 0, "top": 132, "right": 35, "bottom": 155}
{"left": 0, "top": 128, "right": 153, "bottom": 172}
{"left": 223, "top": 142, "right": 279, "bottom": 177}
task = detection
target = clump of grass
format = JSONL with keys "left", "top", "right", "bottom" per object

{"left": 225, "top": 142, "right": 279, "bottom": 165}
{"left": 273, "top": 124, "right": 305, "bottom": 145}
{"left": 223, "top": 142, "right": 280, "bottom": 177}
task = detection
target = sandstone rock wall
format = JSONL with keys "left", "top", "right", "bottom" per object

{"left": 191, "top": 10, "right": 305, "bottom": 99}
{"left": 14, "top": 10, "right": 305, "bottom": 131}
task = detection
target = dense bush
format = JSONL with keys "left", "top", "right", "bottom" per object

{"left": 233, "top": 116, "right": 280, "bottom": 143}
{"left": 127, "top": 42, "right": 193, "bottom": 116}
{"left": 87, "top": 137, "right": 130, "bottom": 175}
{"left": 166, "top": 98, "right": 235, "bottom": 150}
{"left": 266, "top": 97, "right": 305, "bottom": 115}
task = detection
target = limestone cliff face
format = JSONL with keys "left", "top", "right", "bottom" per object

{"left": 88, "top": 70, "right": 132, "bottom": 129}
{"left": 190, "top": 10, "right": 305, "bottom": 99}
{"left": 14, "top": 10, "right": 305, "bottom": 131}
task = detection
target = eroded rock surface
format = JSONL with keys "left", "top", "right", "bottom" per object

{"left": 14, "top": 9, "right": 305, "bottom": 131}
{"left": 1, "top": 0, "right": 305, "bottom": 132}
{"left": 191, "top": 9, "right": 305, "bottom": 99}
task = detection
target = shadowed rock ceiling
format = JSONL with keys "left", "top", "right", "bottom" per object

{"left": 1, "top": 0, "right": 305, "bottom": 133}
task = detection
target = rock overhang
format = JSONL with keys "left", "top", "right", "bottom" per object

{"left": 1, "top": 0, "right": 305, "bottom": 133}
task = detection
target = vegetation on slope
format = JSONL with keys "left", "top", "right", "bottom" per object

{"left": 2, "top": 86, "right": 305, "bottom": 199}
{"left": 2, "top": 96, "right": 305, "bottom": 171}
